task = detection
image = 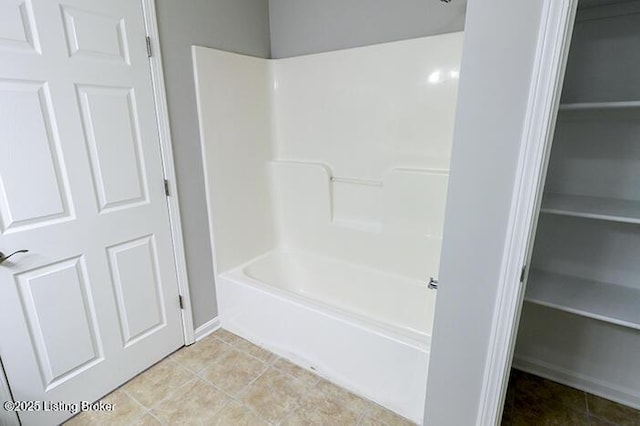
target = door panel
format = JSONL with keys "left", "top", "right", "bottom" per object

{"left": 107, "top": 235, "right": 166, "bottom": 347}
{"left": 0, "top": 0, "right": 40, "bottom": 53}
{"left": 61, "top": 6, "right": 130, "bottom": 64}
{"left": 0, "top": 80, "right": 73, "bottom": 232}
{"left": 15, "top": 256, "right": 102, "bottom": 390}
{"left": 0, "top": 1, "right": 184, "bottom": 425}
{"left": 77, "top": 85, "right": 149, "bottom": 211}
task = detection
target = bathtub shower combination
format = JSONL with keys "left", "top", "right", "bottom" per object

{"left": 193, "top": 33, "right": 463, "bottom": 423}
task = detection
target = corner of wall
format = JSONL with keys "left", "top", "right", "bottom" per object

{"left": 266, "top": 0, "right": 274, "bottom": 59}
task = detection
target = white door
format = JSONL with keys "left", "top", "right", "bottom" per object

{"left": 0, "top": 0, "right": 184, "bottom": 424}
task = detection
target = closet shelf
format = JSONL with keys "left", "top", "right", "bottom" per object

{"left": 559, "top": 100, "right": 640, "bottom": 112}
{"left": 541, "top": 193, "right": 640, "bottom": 224}
{"left": 525, "top": 269, "right": 640, "bottom": 330}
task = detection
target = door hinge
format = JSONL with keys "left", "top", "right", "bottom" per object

{"left": 519, "top": 264, "right": 527, "bottom": 283}
{"left": 178, "top": 295, "right": 184, "bottom": 309}
{"left": 164, "top": 179, "right": 170, "bottom": 196}
{"left": 145, "top": 36, "right": 152, "bottom": 57}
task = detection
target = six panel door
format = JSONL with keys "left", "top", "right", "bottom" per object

{"left": 0, "top": 1, "right": 184, "bottom": 424}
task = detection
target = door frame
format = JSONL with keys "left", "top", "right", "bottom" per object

{"left": 141, "top": 0, "right": 195, "bottom": 344}
{"left": 475, "top": 0, "right": 578, "bottom": 424}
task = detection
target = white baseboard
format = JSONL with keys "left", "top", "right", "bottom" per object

{"left": 513, "top": 355, "right": 640, "bottom": 410}
{"left": 194, "top": 317, "right": 221, "bottom": 342}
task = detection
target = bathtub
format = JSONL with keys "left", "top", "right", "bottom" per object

{"left": 217, "top": 249, "right": 435, "bottom": 423}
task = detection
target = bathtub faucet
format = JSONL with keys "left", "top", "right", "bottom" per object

{"left": 427, "top": 277, "right": 439, "bottom": 290}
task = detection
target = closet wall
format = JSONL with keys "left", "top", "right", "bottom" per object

{"left": 515, "top": 0, "right": 640, "bottom": 408}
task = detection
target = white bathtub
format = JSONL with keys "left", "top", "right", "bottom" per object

{"left": 217, "top": 249, "right": 435, "bottom": 423}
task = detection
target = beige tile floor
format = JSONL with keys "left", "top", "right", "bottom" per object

{"left": 65, "top": 328, "right": 415, "bottom": 425}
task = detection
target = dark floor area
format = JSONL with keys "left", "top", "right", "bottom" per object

{"left": 501, "top": 369, "right": 640, "bottom": 426}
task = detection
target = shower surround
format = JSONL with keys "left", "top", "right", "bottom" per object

{"left": 193, "top": 33, "right": 463, "bottom": 423}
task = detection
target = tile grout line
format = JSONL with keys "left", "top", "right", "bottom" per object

{"left": 120, "top": 387, "right": 153, "bottom": 412}
{"left": 138, "top": 329, "right": 413, "bottom": 426}
{"left": 196, "top": 348, "right": 274, "bottom": 397}
{"left": 67, "top": 328, "right": 410, "bottom": 425}
{"left": 137, "top": 372, "right": 201, "bottom": 419}
{"left": 206, "top": 332, "right": 280, "bottom": 366}
{"left": 146, "top": 410, "right": 165, "bottom": 425}
{"left": 153, "top": 374, "right": 233, "bottom": 423}
{"left": 217, "top": 331, "right": 386, "bottom": 424}
{"left": 243, "top": 366, "right": 311, "bottom": 425}
{"left": 271, "top": 366, "right": 376, "bottom": 426}
{"left": 194, "top": 364, "right": 275, "bottom": 424}
{"left": 211, "top": 329, "right": 381, "bottom": 421}
{"left": 229, "top": 339, "right": 412, "bottom": 424}
{"left": 119, "top": 387, "right": 158, "bottom": 423}
{"left": 251, "top": 353, "right": 404, "bottom": 424}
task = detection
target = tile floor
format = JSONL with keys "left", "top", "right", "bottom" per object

{"left": 65, "top": 328, "right": 415, "bottom": 425}
{"left": 502, "top": 369, "right": 640, "bottom": 425}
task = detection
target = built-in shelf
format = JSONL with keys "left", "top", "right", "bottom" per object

{"left": 525, "top": 269, "right": 640, "bottom": 330}
{"left": 541, "top": 193, "right": 640, "bottom": 224}
{"left": 559, "top": 100, "right": 640, "bottom": 112}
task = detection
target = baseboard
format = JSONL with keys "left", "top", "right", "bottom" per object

{"left": 194, "top": 317, "right": 221, "bottom": 342}
{"left": 513, "top": 355, "right": 640, "bottom": 410}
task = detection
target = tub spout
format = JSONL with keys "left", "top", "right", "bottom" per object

{"left": 428, "top": 277, "right": 438, "bottom": 290}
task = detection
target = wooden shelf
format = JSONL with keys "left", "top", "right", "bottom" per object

{"left": 525, "top": 269, "right": 640, "bottom": 330}
{"left": 541, "top": 194, "right": 640, "bottom": 224}
{"left": 559, "top": 100, "right": 640, "bottom": 112}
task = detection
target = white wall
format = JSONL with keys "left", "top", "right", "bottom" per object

{"left": 156, "top": 0, "right": 271, "bottom": 327}
{"left": 268, "top": 0, "right": 467, "bottom": 58}
{"left": 424, "top": 0, "right": 549, "bottom": 424}
{"left": 193, "top": 47, "right": 277, "bottom": 274}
